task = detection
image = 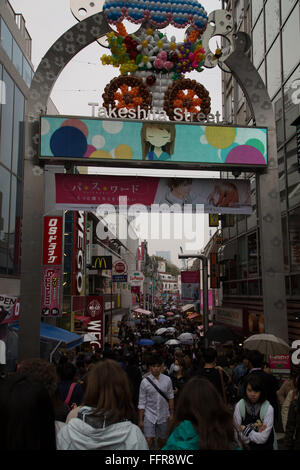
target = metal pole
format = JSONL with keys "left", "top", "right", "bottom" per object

{"left": 110, "top": 270, "right": 113, "bottom": 347}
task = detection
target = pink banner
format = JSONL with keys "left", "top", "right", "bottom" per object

{"left": 55, "top": 174, "right": 252, "bottom": 214}
{"left": 41, "top": 267, "right": 62, "bottom": 317}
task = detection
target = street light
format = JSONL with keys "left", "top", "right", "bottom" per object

{"left": 178, "top": 252, "right": 209, "bottom": 349}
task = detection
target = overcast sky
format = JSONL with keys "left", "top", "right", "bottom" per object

{"left": 10, "top": 0, "right": 222, "bottom": 266}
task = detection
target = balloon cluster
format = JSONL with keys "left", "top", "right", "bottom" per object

{"left": 163, "top": 78, "right": 211, "bottom": 121}
{"left": 102, "top": 76, "right": 152, "bottom": 116}
{"left": 103, "top": 0, "right": 208, "bottom": 32}
{"left": 100, "top": 25, "right": 206, "bottom": 79}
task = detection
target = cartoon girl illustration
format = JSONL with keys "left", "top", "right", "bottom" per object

{"left": 141, "top": 122, "right": 176, "bottom": 161}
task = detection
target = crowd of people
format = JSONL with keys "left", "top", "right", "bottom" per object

{"left": 0, "top": 306, "right": 300, "bottom": 451}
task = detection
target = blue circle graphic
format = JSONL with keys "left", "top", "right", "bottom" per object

{"left": 50, "top": 126, "right": 87, "bottom": 158}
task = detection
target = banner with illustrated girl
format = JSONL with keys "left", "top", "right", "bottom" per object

{"left": 41, "top": 116, "right": 268, "bottom": 170}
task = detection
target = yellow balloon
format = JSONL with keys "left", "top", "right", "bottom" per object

{"left": 205, "top": 126, "right": 236, "bottom": 149}
{"left": 89, "top": 150, "right": 112, "bottom": 159}
{"left": 114, "top": 144, "right": 133, "bottom": 159}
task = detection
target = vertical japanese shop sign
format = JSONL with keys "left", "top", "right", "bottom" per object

{"left": 41, "top": 216, "right": 63, "bottom": 317}
{"left": 86, "top": 296, "right": 104, "bottom": 350}
{"left": 72, "top": 211, "right": 86, "bottom": 314}
{"left": 210, "top": 253, "right": 220, "bottom": 289}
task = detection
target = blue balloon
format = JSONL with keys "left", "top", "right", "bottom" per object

{"left": 50, "top": 126, "right": 87, "bottom": 158}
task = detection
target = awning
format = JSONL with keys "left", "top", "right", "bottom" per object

{"left": 12, "top": 322, "right": 83, "bottom": 350}
{"left": 133, "top": 308, "right": 152, "bottom": 315}
{"left": 181, "top": 304, "right": 195, "bottom": 312}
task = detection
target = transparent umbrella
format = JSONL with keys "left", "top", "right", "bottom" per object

{"left": 165, "top": 339, "right": 181, "bottom": 346}
{"left": 177, "top": 332, "right": 194, "bottom": 345}
{"left": 243, "top": 334, "right": 290, "bottom": 356}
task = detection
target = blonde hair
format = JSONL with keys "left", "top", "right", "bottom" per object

{"left": 141, "top": 122, "right": 176, "bottom": 160}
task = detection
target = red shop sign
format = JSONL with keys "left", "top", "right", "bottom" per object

{"left": 43, "top": 216, "right": 63, "bottom": 266}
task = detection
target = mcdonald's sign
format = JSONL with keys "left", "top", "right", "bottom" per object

{"left": 92, "top": 256, "right": 112, "bottom": 270}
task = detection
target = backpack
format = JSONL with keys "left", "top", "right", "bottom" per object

{"left": 238, "top": 399, "right": 278, "bottom": 450}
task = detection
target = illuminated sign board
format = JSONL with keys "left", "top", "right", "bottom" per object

{"left": 40, "top": 116, "right": 268, "bottom": 170}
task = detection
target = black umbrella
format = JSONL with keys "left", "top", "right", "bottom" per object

{"left": 206, "top": 325, "right": 237, "bottom": 344}
{"left": 151, "top": 335, "right": 166, "bottom": 344}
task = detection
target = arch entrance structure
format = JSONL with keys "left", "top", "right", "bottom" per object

{"left": 18, "top": 5, "right": 288, "bottom": 360}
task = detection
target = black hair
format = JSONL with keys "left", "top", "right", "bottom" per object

{"left": 243, "top": 373, "right": 267, "bottom": 403}
{"left": 148, "top": 354, "right": 163, "bottom": 367}
{"left": 0, "top": 374, "right": 56, "bottom": 450}
{"left": 203, "top": 348, "right": 217, "bottom": 364}
{"left": 57, "top": 362, "right": 77, "bottom": 381}
{"left": 247, "top": 350, "right": 264, "bottom": 368}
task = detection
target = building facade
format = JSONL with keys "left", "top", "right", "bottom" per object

{"left": 219, "top": 0, "right": 300, "bottom": 341}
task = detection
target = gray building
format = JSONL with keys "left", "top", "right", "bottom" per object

{"left": 218, "top": 0, "right": 300, "bottom": 341}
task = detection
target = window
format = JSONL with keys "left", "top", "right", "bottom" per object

{"left": 286, "top": 137, "right": 300, "bottom": 208}
{"left": 252, "top": 12, "right": 264, "bottom": 68}
{"left": 0, "top": 165, "right": 10, "bottom": 273}
{"left": 281, "top": 0, "right": 298, "bottom": 23}
{"left": 12, "top": 39, "right": 23, "bottom": 76}
{"left": 289, "top": 207, "right": 300, "bottom": 272}
{"left": 266, "top": 36, "right": 281, "bottom": 98}
{"left": 248, "top": 232, "right": 258, "bottom": 277}
{"left": 12, "top": 85, "right": 25, "bottom": 176}
{"left": 0, "top": 18, "right": 12, "bottom": 60}
{"left": 265, "top": 0, "right": 280, "bottom": 50}
{"left": 251, "top": 0, "right": 263, "bottom": 25}
{"left": 284, "top": 65, "right": 300, "bottom": 142}
{"left": 282, "top": 7, "right": 300, "bottom": 81}
{"left": 0, "top": 70, "right": 14, "bottom": 169}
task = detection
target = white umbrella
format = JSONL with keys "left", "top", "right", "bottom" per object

{"left": 158, "top": 315, "right": 165, "bottom": 319}
{"left": 243, "top": 334, "right": 290, "bottom": 356}
{"left": 155, "top": 328, "right": 168, "bottom": 335}
{"left": 177, "top": 332, "right": 194, "bottom": 345}
{"left": 166, "top": 327, "right": 176, "bottom": 334}
{"left": 165, "top": 339, "right": 181, "bottom": 346}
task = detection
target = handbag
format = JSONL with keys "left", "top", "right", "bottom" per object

{"left": 146, "top": 377, "right": 169, "bottom": 403}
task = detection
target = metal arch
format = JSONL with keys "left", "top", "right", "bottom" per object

{"left": 19, "top": 12, "right": 111, "bottom": 361}
{"left": 224, "top": 32, "right": 288, "bottom": 341}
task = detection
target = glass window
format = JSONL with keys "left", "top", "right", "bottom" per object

{"left": 248, "top": 232, "right": 258, "bottom": 277}
{"left": 278, "top": 148, "right": 287, "bottom": 211}
{"left": 286, "top": 137, "right": 300, "bottom": 208}
{"left": 265, "top": 0, "right": 280, "bottom": 51}
{"left": 0, "top": 165, "right": 10, "bottom": 273}
{"left": 252, "top": 13, "right": 265, "bottom": 68}
{"left": 12, "top": 85, "right": 25, "bottom": 176}
{"left": 284, "top": 65, "right": 300, "bottom": 142}
{"left": 0, "top": 70, "right": 14, "bottom": 169}
{"left": 258, "top": 61, "right": 266, "bottom": 84}
{"left": 291, "top": 274, "right": 300, "bottom": 296}
{"left": 7, "top": 176, "right": 21, "bottom": 275}
{"left": 282, "top": 7, "right": 300, "bottom": 81}
{"left": 282, "top": 217, "right": 289, "bottom": 272}
{"left": 22, "top": 58, "right": 32, "bottom": 88}
{"left": 248, "top": 279, "right": 260, "bottom": 296}
{"left": 237, "top": 235, "right": 247, "bottom": 279}
{"left": 274, "top": 92, "right": 285, "bottom": 147}
{"left": 12, "top": 39, "right": 23, "bottom": 76}
{"left": 0, "top": 18, "right": 12, "bottom": 60}
{"left": 252, "top": 0, "right": 264, "bottom": 25}
{"left": 289, "top": 207, "right": 300, "bottom": 273}
{"left": 281, "top": 0, "right": 298, "bottom": 23}
{"left": 266, "top": 36, "right": 281, "bottom": 98}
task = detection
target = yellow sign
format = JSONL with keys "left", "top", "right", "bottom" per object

{"left": 92, "top": 256, "right": 112, "bottom": 270}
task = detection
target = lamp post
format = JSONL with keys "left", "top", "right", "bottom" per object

{"left": 179, "top": 253, "right": 209, "bottom": 349}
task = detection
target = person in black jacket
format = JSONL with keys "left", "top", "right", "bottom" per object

{"left": 244, "top": 350, "right": 280, "bottom": 425}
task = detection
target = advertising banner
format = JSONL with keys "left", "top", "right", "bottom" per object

{"left": 0, "top": 295, "right": 20, "bottom": 324}
{"left": 72, "top": 211, "right": 86, "bottom": 297}
{"left": 181, "top": 271, "right": 200, "bottom": 304}
{"left": 43, "top": 216, "right": 63, "bottom": 265}
{"left": 269, "top": 355, "right": 291, "bottom": 373}
{"left": 41, "top": 267, "right": 62, "bottom": 317}
{"left": 55, "top": 174, "right": 252, "bottom": 214}
{"left": 40, "top": 116, "right": 268, "bottom": 170}
{"left": 86, "top": 296, "right": 104, "bottom": 351}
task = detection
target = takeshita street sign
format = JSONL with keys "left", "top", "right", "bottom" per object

{"left": 40, "top": 115, "right": 268, "bottom": 171}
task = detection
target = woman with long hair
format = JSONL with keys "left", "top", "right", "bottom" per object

{"left": 0, "top": 373, "right": 56, "bottom": 450}
{"left": 163, "top": 376, "right": 238, "bottom": 450}
{"left": 56, "top": 359, "right": 148, "bottom": 450}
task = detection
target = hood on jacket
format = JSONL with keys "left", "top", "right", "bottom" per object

{"left": 163, "top": 420, "right": 200, "bottom": 450}
{"left": 57, "top": 407, "right": 148, "bottom": 450}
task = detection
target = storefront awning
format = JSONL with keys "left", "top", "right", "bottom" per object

{"left": 12, "top": 322, "right": 83, "bottom": 350}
